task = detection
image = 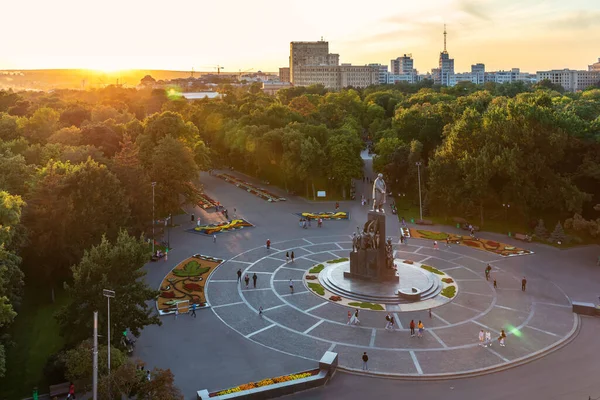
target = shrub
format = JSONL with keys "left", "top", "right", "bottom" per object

{"left": 327, "top": 258, "right": 349, "bottom": 264}
{"left": 308, "top": 282, "right": 325, "bottom": 295}
{"left": 309, "top": 264, "right": 325, "bottom": 273}
{"left": 441, "top": 277, "right": 454, "bottom": 284}
{"left": 441, "top": 286, "right": 456, "bottom": 298}
{"left": 534, "top": 219, "right": 547, "bottom": 238}
{"left": 421, "top": 265, "right": 444, "bottom": 275}
{"left": 348, "top": 301, "right": 385, "bottom": 311}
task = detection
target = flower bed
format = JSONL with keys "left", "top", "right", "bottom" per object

{"left": 197, "top": 192, "right": 218, "bottom": 209}
{"left": 189, "top": 218, "right": 254, "bottom": 235}
{"left": 421, "top": 265, "right": 444, "bottom": 275}
{"left": 216, "top": 173, "right": 286, "bottom": 202}
{"left": 308, "top": 282, "right": 325, "bottom": 296}
{"left": 348, "top": 301, "right": 385, "bottom": 311}
{"left": 157, "top": 254, "right": 223, "bottom": 315}
{"left": 326, "top": 258, "right": 349, "bottom": 264}
{"left": 441, "top": 286, "right": 456, "bottom": 298}
{"left": 295, "top": 211, "right": 349, "bottom": 220}
{"left": 409, "top": 228, "right": 533, "bottom": 257}
{"left": 309, "top": 264, "right": 325, "bottom": 274}
{"left": 209, "top": 369, "right": 320, "bottom": 397}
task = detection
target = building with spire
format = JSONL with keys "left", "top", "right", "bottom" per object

{"left": 432, "top": 25, "right": 455, "bottom": 86}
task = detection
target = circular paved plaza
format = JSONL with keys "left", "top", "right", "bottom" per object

{"left": 206, "top": 235, "right": 578, "bottom": 377}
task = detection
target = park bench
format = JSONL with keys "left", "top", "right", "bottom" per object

{"left": 461, "top": 223, "right": 480, "bottom": 231}
{"left": 514, "top": 233, "right": 532, "bottom": 242}
{"left": 49, "top": 382, "right": 70, "bottom": 397}
{"left": 416, "top": 219, "right": 433, "bottom": 225}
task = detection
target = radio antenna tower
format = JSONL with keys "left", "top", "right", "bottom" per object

{"left": 443, "top": 24, "right": 447, "bottom": 53}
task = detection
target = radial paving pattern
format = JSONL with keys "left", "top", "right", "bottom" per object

{"left": 206, "top": 236, "right": 578, "bottom": 377}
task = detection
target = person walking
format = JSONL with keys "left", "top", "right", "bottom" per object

{"left": 428, "top": 308, "right": 432, "bottom": 319}
{"left": 244, "top": 274, "right": 250, "bottom": 289}
{"left": 252, "top": 273, "right": 258, "bottom": 288}
{"left": 318, "top": 218, "right": 323, "bottom": 228}
{"left": 400, "top": 234, "right": 404, "bottom": 244}
{"left": 237, "top": 269, "right": 242, "bottom": 283}
{"left": 289, "top": 279, "right": 294, "bottom": 294}
{"left": 493, "top": 279, "right": 497, "bottom": 289}
{"left": 174, "top": 307, "right": 179, "bottom": 320}
{"left": 499, "top": 329, "right": 507, "bottom": 347}
{"left": 213, "top": 234, "right": 217, "bottom": 243}
{"left": 362, "top": 352, "right": 369, "bottom": 371}
{"left": 190, "top": 303, "right": 197, "bottom": 318}
{"left": 147, "top": 370, "right": 151, "bottom": 381}
{"left": 401, "top": 217, "right": 406, "bottom": 227}
{"left": 197, "top": 219, "right": 201, "bottom": 228}
{"left": 485, "top": 265, "right": 492, "bottom": 281}
{"left": 389, "top": 314, "right": 395, "bottom": 330}
{"left": 446, "top": 236, "right": 451, "bottom": 248}
{"left": 191, "top": 213, "right": 195, "bottom": 224}
{"left": 286, "top": 251, "right": 290, "bottom": 263}
{"left": 347, "top": 310, "right": 352, "bottom": 325}
{"left": 385, "top": 314, "right": 392, "bottom": 330}
{"left": 291, "top": 251, "right": 295, "bottom": 263}
{"left": 403, "top": 234, "right": 408, "bottom": 245}
{"left": 67, "top": 382, "right": 76, "bottom": 399}
{"left": 259, "top": 306, "right": 263, "bottom": 317}
{"left": 307, "top": 217, "right": 311, "bottom": 227}
{"left": 433, "top": 241, "right": 439, "bottom": 250}
{"left": 521, "top": 277, "right": 527, "bottom": 292}
{"left": 410, "top": 319, "right": 416, "bottom": 337}
{"left": 302, "top": 219, "right": 307, "bottom": 229}
{"left": 485, "top": 330, "right": 492, "bottom": 347}
{"left": 233, "top": 208, "right": 237, "bottom": 218}
{"left": 417, "top": 320, "right": 424, "bottom": 338}
{"left": 350, "top": 309, "right": 360, "bottom": 325}
{"left": 266, "top": 239, "right": 271, "bottom": 249}
{"left": 335, "top": 202, "right": 339, "bottom": 210}
{"left": 478, "top": 329, "right": 484, "bottom": 346}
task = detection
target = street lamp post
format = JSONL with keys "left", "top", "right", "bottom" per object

{"left": 416, "top": 162, "right": 423, "bottom": 222}
{"left": 102, "top": 288, "right": 115, "bottom": 396}
{"left": 503, "top": 203, "right": 510, "bottom": 233}
{"left": 151, "top": 182, "right": 156, "bottom": 253}
{"left": 93, "top": 311, "right": 98, "bottom": 400}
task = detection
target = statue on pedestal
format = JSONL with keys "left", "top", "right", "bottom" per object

{"left": 372, "top": 173, "right": 387, "bottom": 213}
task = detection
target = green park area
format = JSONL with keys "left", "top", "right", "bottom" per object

{"left": 0, "top": 79, "right": 599, "bottom": 398}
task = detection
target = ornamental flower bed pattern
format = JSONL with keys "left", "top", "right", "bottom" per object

{"left": 409, "top": 229, "right": 533, "bottom": 257}
{"left": 189, "top": 219, "right": 254, "bottom": 235}
{"left": 216, "top": 173, "right": 286, "bottom": 202}
{"left": 157, "top": 254, "right": 223, "bottom": 315}
{"left": 295, "top": 211, "right": 349, "bottom": 220}
{"left": 197, "top": 192, "right": 218, "bottom": 209}
{"left": 209, "top": 370, "right": 320, "bottom": 397}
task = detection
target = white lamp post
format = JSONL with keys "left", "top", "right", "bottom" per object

{"left": 416, "top": 162, "right": 423, "bottom": 221}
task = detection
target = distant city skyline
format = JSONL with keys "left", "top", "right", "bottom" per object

{"left": 1, "top": 0, "right": 599, "bottom": 73}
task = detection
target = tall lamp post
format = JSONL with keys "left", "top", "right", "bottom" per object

{"left": 416, "top": 162, "right": 423, "bottom": 221}
{"left": 502, "top": 203, "right": 510, "bottom": 233}
{"left": 102, "top": 288, "right": 115, "bottom": 398}
{"left": 93, "top": 311, "right": 98, "bottom": 400}
{"left": 151, "top": 182, "right": 156, "bottom": 253}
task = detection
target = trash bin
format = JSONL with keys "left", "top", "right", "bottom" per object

{"left": 32, "top": 387, "right": 38, "bottom": 400}
{"left": 508, "top": 232, "right": 512, "bottom": 237}
{"left": 456, "top": 223, "right": 460, "bottom": 229}
{"left": 410, "top": 218, "right": 415, "bottom": 224}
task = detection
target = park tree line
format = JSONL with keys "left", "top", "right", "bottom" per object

{"left": 0, "top": 78, "right": 599, "bottom": 393}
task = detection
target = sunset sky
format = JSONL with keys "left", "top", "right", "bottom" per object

{"left": 1, "top": 0, "right": 599, "bottom": 73}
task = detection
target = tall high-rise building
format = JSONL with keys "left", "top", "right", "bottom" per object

{"left": 391, "top": 54, "right": 414, "bottom": 75}
{"left": 434, "top": 25, "right": 455, "bottom": 86}
{"left": 289, "top": 40, "right": 338, "bottom": 83}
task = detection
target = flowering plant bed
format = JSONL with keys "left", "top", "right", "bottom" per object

{"left": 216, "top": 173, "right": 286, "bottom": 202}
{"left": 188, "top": 218, "right": 254, "bottom": 235}
{"left": 295, "top": 211, "right": 349, "bottom": 220}
{"left": 197, "top": 192, "right": 218, "bottom": 209}
{"left": 209, "top": 369, "right": 320, "bottom": 397}
{"left": 409, "top": 229, "right": 533, "bottom": 257}
{"left": 157, "top": 254, "right": 223, "bottom": 315}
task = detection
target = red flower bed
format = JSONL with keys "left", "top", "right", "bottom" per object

{"left": 329, "top": 295, "right": 342, "bottom": 301}
{"left": 161, "top": 291, "right": 175, "bottom": 298}
{"left": 183, "top": 283, "right": 202, "bottom": 292}
{"left": 462, "top": 240, "right": 480, "bottom": 247}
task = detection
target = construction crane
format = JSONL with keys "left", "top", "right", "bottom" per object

{"left": 199, "top": 65, "right": 225, "bottom": 75}
{"left": 238, "top": 68, "right": 254, "bottom": 81}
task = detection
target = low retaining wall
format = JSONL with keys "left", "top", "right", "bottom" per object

{"left": 572, "top": 301, "right": 600, "bottom": 316}
{"left": 198, "top": 351, "right": 338, "bottom": 400}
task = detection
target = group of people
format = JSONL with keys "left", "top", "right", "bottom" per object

{"left": 409, "top": 319, "right": 425, "bottom": 338}
{"left": 479, "top": 329, "right": 507, "bottom": 347}
{"left": 299, "top": 217, "right": 323, "bottom": 229}
{"left": 237, "top": 269, "right": 259, "bottom": 289}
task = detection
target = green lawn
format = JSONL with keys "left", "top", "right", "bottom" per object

{"left": 0, "top": 286, "right": 67, "bottom": 399}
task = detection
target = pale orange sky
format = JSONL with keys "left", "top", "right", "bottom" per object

{"left": 1, "top": 0, "right": 599, "bottom": 73}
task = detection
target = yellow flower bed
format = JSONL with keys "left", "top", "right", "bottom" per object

{"left": 213, "top": 371, "right": 316, "bottom": 396}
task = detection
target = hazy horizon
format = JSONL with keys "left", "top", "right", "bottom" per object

{"left": 1, "top": 0, "right": 599, "bottom": 74}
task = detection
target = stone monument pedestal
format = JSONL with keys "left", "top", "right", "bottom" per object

{"left": 344, "top": 211, "right": 398, "bottom": 283}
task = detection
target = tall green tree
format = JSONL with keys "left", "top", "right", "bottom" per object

{"left": 24, "top": 159, "right": 129, "bottom": 283}
{"left": 56, "top": 230, "right": 159, "bottom": 346}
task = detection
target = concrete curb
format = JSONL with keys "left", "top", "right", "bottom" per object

{"left": 336, "top": 313, "right": 581, "bottom": 381}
